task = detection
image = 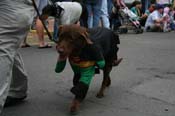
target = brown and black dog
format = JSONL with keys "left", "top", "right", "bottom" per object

{"left": 55, "top": 24, "right": 122, "bottom": 114}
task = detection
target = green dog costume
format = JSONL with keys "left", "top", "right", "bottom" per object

{"left": 55, "top": 26, "right": 119, "bottom": 101}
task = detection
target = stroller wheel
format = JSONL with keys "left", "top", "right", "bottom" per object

{"left": 123, "top": 28, "right": 128, "bottom": 33}
{"left": 134, "top": 29, "right": 142, "bottom": 34}
{"left": 139, "top": 29, "right": 144, "bottom": 33}
{"left": 134, "top": 29, "right": 139, "bottom": 34}
{"left": 118, "top": 29, "right": 122, "bottom": 34}
{"left": 119, "top": 27, "right": 128, "bottom": 34}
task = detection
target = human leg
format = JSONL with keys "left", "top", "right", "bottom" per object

{"left": 151, "top": 23, "right": 163, "bottom": 32}
{"left": 80, "top": 4, "right": 89, "bottom": 28}
{"left": 145, "top": 0, "right": 150, "bottom": 12}
{"left": 107, "top": 0, "right": 113, "bottom": 15}
{"left": 35, "top": 0, "right": 52, "bottom": 48}
{"left": 21, "top": 34, "right": 31, "bottom": 48}
{"left": 36, "top": 17, "right": 51, "bottom": 48}
{"left": 36, "top": 17, "right": 45, "bottom": 46}
{"left": 4, "top": 52, "right": 28, "bottom": 107}
{"left": 8, "top": 52, "right": 28, "bottom": 98}
{"left": 0, "top": 1, "right": 33, "bottom": 112}
{"left": 53, "top": 19, "right": 59, "bottom": 42}
{"left": 93, "top": 2, "right": 102, "bottom": 27}
{"left": 100, "top": 0, "right": 110, "bottom": 28}
{"left": 142, "top": 0, "right": 150, "bottom": 13}
{"left": 86, "top": 4, "right": 93, "bottom": 28}
{"left": 0, "top": 51, "right": 13, "bottom": 112}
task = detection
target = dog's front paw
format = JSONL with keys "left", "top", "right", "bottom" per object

{"left": 96, "top": 93, "right": 104, "bottom": 98}
{"left": 70, "top": 99, "right": 80, "bottom": 115}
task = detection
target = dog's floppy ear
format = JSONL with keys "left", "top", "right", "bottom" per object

{"left": 80, "top": 30, "right": 93, "bottom": 45}
{"left": 57, "top": 24, "right": 94, "bottom": 47}
{"left": 58, "top": 25, "right": 63, "bottom": 31}
{"left": 58, "top": 25, "right": 63, "bottom": 32}
{"left": 57, "top": 25, "right": 64, "bottom": 38}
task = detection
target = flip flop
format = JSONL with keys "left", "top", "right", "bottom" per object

{"left": 21, "top": 44, "right": 31, "bottom": 48}
{"left": 38, "top": 44, "right": 52, "bottom": 49}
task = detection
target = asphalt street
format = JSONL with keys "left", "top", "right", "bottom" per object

{"left": 1, "top": 32, "right": 175, "bottom": 116}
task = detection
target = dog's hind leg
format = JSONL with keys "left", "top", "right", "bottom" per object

{"left": 96, "top": 63, "right": 112, "bottom": 98}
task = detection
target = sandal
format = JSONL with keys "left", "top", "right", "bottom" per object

{"left": 21, "top": 44, "right": 31, "bottom": 48}
{"left": 38, "top": 44, "right": 52, "bottom": 49}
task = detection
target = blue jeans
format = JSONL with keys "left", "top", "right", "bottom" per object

{"left": 86, "top": 2, "right": 102, "bottom": 28}
{"left": 107, "top": 0, "right": 113, "bottom": 15}
{"left": 100, "top": 0, "right": 110, "bottom": 28}
{"left": 53, "top": 19, "right": 58, "bottom": 42}
{"left": 141, "top": 0, "right": 150, "bottom": 13}
{"left": 36, "top": 0, "right": 48, "bottom": 14}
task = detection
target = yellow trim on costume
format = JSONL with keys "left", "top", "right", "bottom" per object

{"left": 72, "top": 61, "right": 95, "bottom": 68}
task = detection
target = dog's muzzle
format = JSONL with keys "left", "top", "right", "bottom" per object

{"left": 56, "top": 44, "right": 63, "bottom": 53}
{"left": 57, "top": 47, "right": 64, "bottom": 54}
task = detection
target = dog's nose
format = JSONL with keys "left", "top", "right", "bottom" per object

{"left": 58, "top": 50, "right": 64, "bottom": 54}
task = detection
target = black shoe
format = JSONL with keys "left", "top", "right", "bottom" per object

{"left": 4, "top": 96, "right": 27, "bottom": 107}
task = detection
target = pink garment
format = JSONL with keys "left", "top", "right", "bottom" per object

{"left": 163, "top": 7, "right": 170, "bottom": 22}
{"left": 164, "top": 7, "right": 170, "bottom": 15}
{"left": 163, "top": 7, "right": 171, "bottom": 32}
{"left": 117, "top": 0, "right": 126, "bottom": 8}
{"left": 157, "top": 0, "right": 170, "bottom": 4}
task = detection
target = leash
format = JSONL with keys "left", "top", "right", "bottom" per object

{"left": 31, "top": 0, "right": 57, "bottom": 43}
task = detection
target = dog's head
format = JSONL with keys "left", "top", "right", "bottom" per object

{"left": 41, "top": 3, "right": 63, "bottom": 20}
{"left": 56, "top": 24, "right": 93, "bottom": 56}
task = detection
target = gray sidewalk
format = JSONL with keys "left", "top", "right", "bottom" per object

{"left": 2, "top": 32, "right": 175, "bottom": 116}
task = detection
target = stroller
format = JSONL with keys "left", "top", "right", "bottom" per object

{"left": 110, "top": 7, "right": 143, "bottom": 34}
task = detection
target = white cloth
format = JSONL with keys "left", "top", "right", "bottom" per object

{"left": 157, "top": 0, "right": 172, "bottom": 4}
{"left": 55, "top": 2, "right": 82, "bottom": 25}
{"left": 122, "top": 7, "right": 137, "bottom": 19}
{"left": 0, "top": 0, "right": 33, "bottom": 113}
{"left": 144, "top": 10, "right": 163, "bottom": 30}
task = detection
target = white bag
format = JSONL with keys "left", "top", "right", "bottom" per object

{"left": 122, "top": 7, "right": 138, "bottom": 19}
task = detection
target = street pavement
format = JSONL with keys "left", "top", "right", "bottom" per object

{"left": 1, "top": 32, "right": 175, "bottom": 116}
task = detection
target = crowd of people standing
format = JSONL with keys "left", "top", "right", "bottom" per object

{"left": 20, "top": 0, "right": 175, "bottom": 49}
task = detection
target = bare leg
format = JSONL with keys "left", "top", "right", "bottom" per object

{"left": 35, "top": 17, "right": 51, "bottom": 48}
{"left": 21, "top": 35, "right": 30, "bottom": 48}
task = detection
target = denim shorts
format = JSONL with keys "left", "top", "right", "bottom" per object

{"left": 35, "top": 0, "right": 48, "bottom": 15}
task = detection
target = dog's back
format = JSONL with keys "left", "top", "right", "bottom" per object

{"left": 87, "top": 28, "right": 120, "bottom": 60}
